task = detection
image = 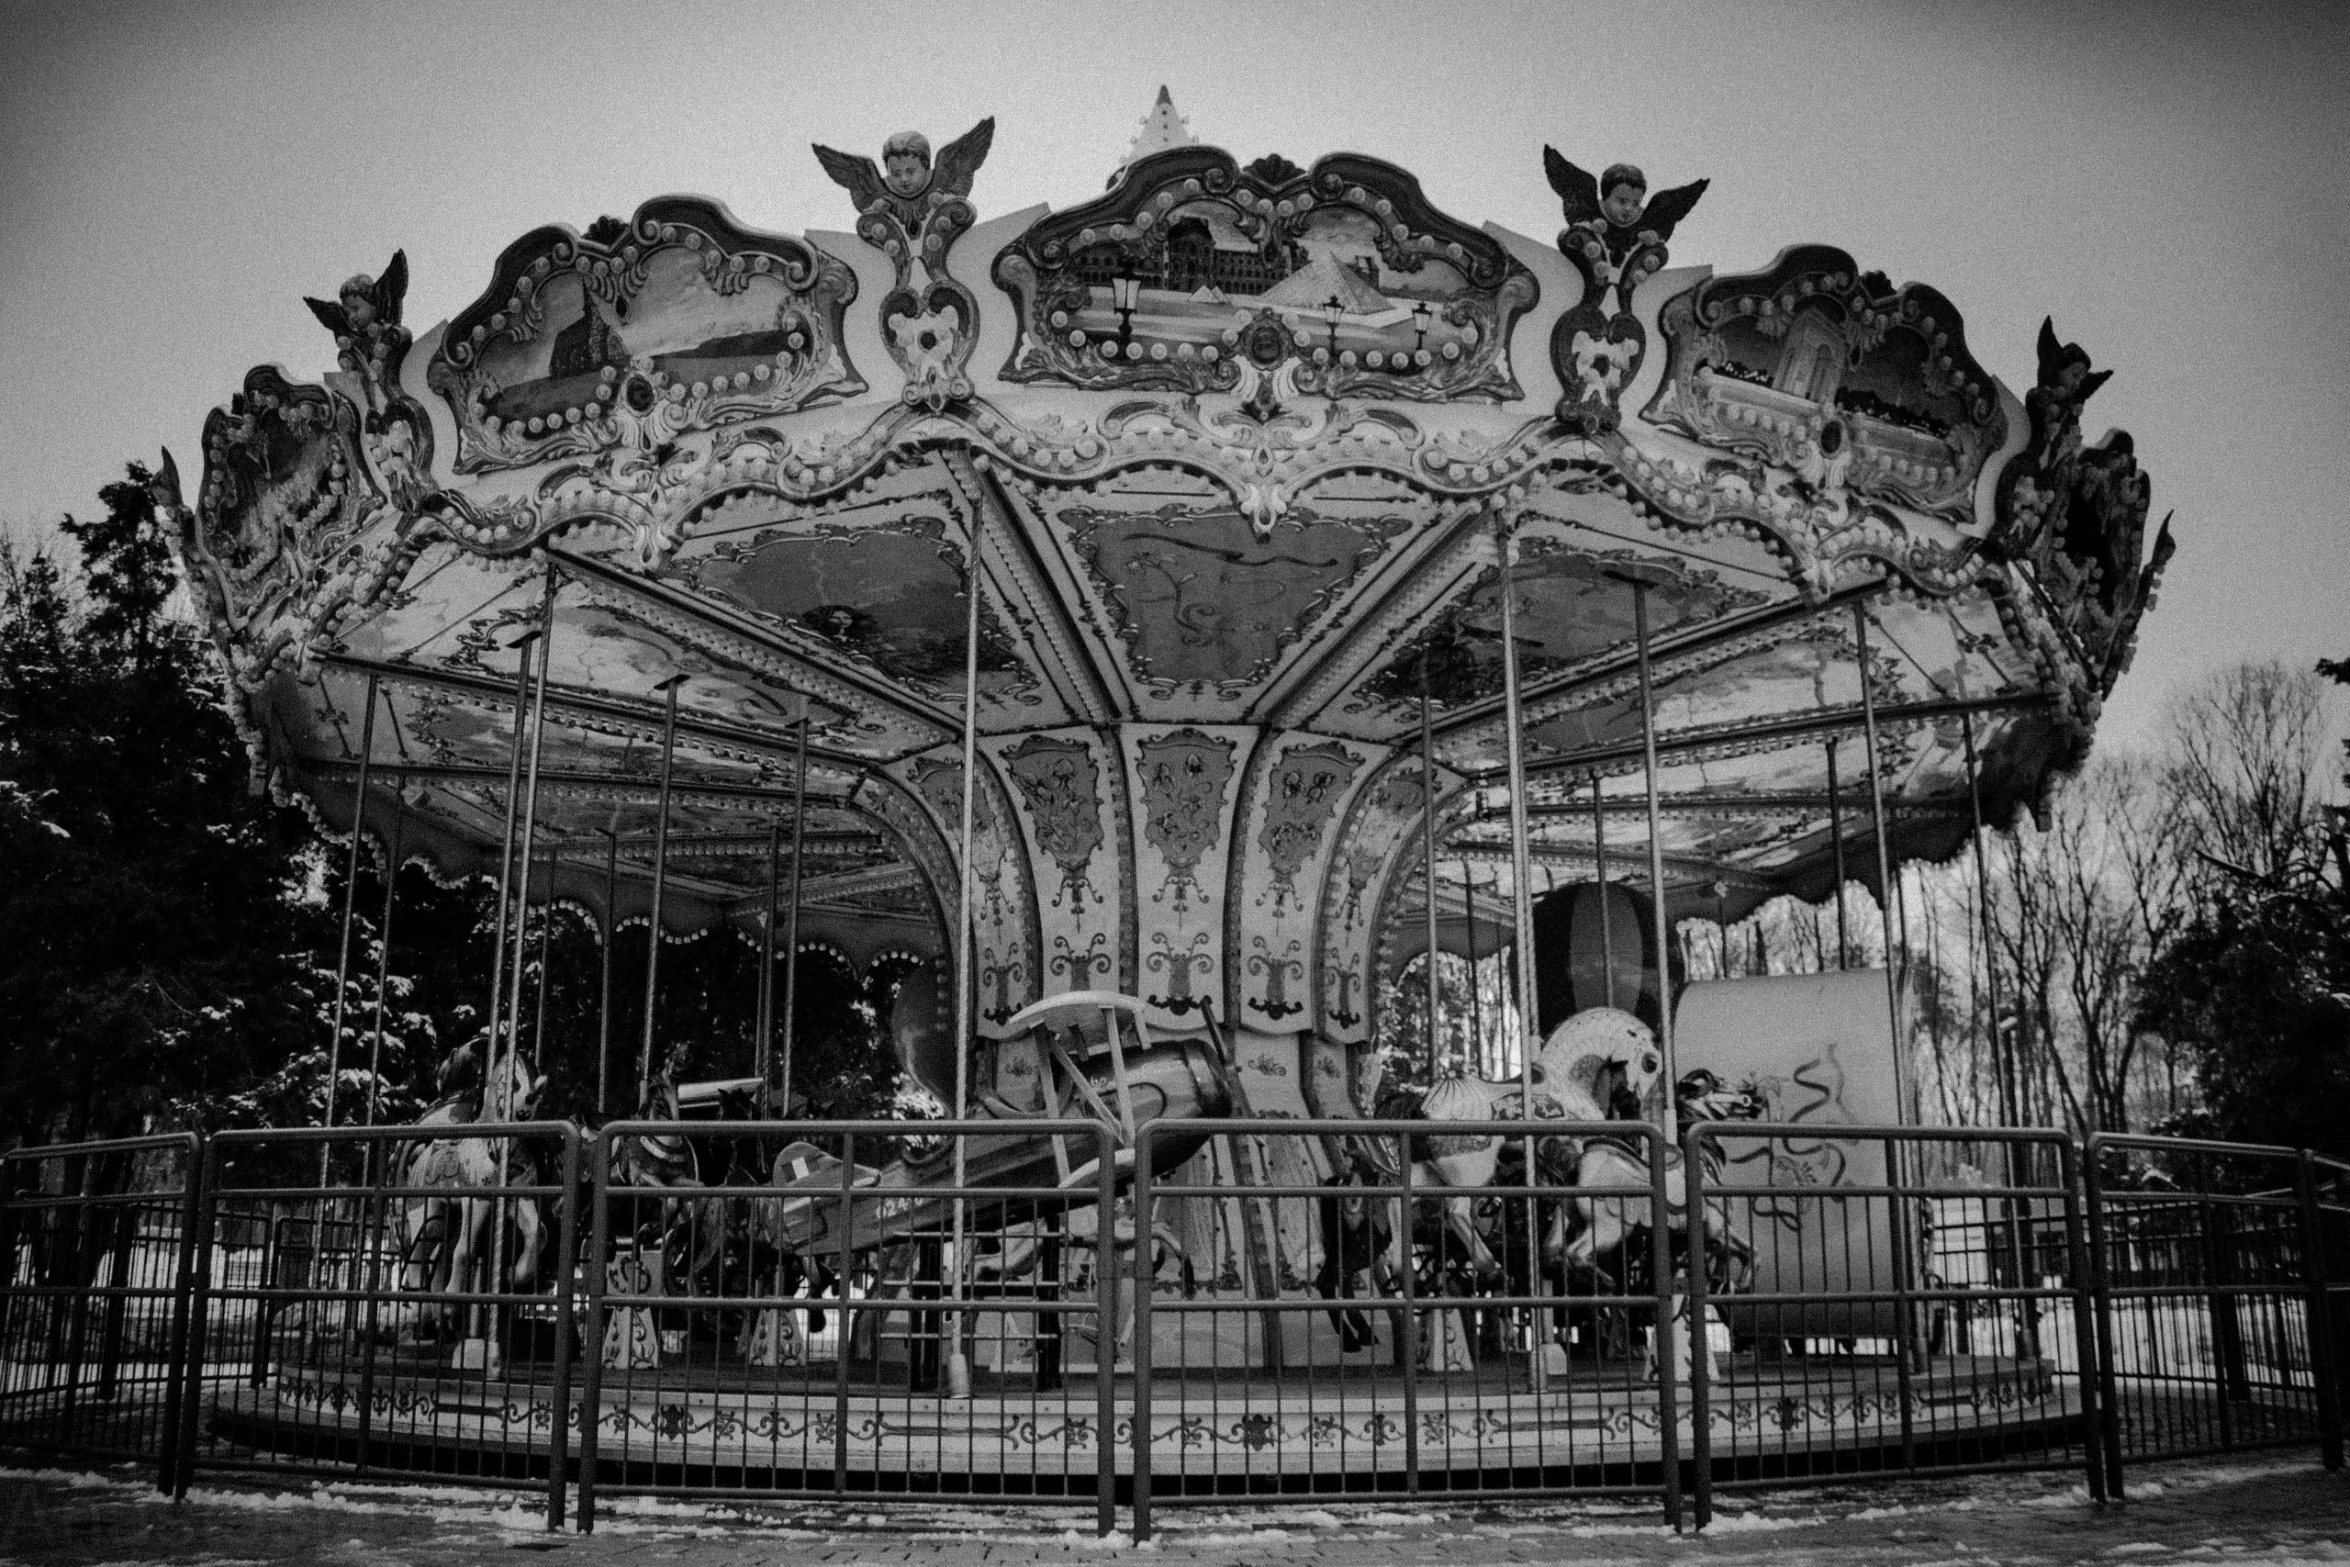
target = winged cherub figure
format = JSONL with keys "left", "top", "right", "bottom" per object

{"left": 303, "top": 251, "right": 411, "bottom": 383}
{"left": 813, "top": 119, "right": 996, "bottom": 256}
{"left": 2033, "top": 318, "right": 2113, "bottom": 422}
{"left": 1543, "top": 150, "right": 1708, "bottom": 303}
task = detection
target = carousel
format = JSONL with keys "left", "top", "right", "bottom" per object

{"left": 162, "top": 92, "right": 2165, "bottom": 1499}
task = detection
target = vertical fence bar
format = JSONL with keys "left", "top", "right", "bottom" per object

{"left": 354, "top": 1127, "right": 392, "bottom": 1476}
{"left": 1399, "top": 1136, "right": 1420, "bottom": 1493}
{"left": 1132, "top": 1124, "right": 1156, "bottom": 1542}
{"left": 2298, "top": 1151, "right": 2344, "bottom": 1471}
{"left": 1884, "top": 1133, "right": 1917, "bottom": 1472}
{"left": 175, "top": 1137, "right": 222, "bottom": 1499}
{"left": 1651, "top": 1122, "right": 1683, "bottom": 1529}
{"left": 832, "top": 1129, "right": 854, "bottom": 1497}
{"left": 2083, "top": 1134, "right": 2125, "bottom": 1500}
{"left": 1097, "top": 1121, "right": 1116, "bottom": 1537}
{"left": 2058, "top": 1138, "right": 2108, "bottom": 1502}
{"left": 1685, "top": 1122, "right": 1714, "bottom": 1529}
{"left": 575, "top": 1126, "right": 612, "bottom": 1533}
{"left": 156, "top": 1136, "right": 203, "bottom": 1495}
{"left": 545, "top": 1126, "right": 582, "bottom": 1530}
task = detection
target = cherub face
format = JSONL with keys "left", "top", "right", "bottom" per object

{"left": 884, "top": 151, "right": 930, "bottom": 198}
{"left": 1601, "top": 182, "right": 1646, "bottom": 228}
{"left": 341, "top": 287, "right": 376, "bottom": 331}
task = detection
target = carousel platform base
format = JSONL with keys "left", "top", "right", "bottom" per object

{"left": 204, "top": 1353, "right": 2080, "bottom": 1496}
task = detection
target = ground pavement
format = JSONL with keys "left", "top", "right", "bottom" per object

{"left": 4, "top": 1454, "right": 2349, "bottom": 1565}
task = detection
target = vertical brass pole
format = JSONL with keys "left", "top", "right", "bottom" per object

{"left": 757, "top": 818, "right": 780, "bottom": 1090}
{"left": 779, "top": 716, "right": 810, "bottom": 1115}
{"left": 1714, "top": 880, "right": 1732, "bottom": 977}
{"left": 1464, "top": 848, "right": 1484, "bottom": 1076}
{"left": 322, "top": 671, "right": 379, "bottom": 1160}
{"left": 1856, "top": 602, "right": 1926, "bottom": 1374}
{"left": 1962, "top": 715, "right": 2014, "bottom": 1128}
{"left": 1854, "top": 606, "right": 1911, "bottom": 1125}
{"left": 364, "top": 775, "right": 402, "bottom": 1132}
{"left": 1497, "top": 515, "right": 1540, "bottom": 1082}
{"left": 1496, "top": 512, "right": 1545, "bottom": 1393}
{"left": 1632, "top": 582, "right": 1679, "bottom": 1134}
{"left": 505, "top": 606, "right": 556, "bottom": 1073}
{"left": 637, "top": 675, "right": 685, "bottom": 1107}
{"left": 1593, "top": 770, "right": 1616, "bottom": 1008}
{"left": 946, "top": 519, "right": 985, "bottom": 1400}
{"left": 1826, "top": 737, "right": 1850, "bottom": 970}
{"left": 484, "top": 618, "right": 543, "bottom": 1065}
{"left": 597, "top": 828, "right": 616, "bottom": 1120}
{"left": 1966, "top": 713, "right": 2038, "bottom": 1353}
{"left": 531, "top": 845, "right": 555, "bottom": 1068}
{"left": 1420, "top": 681, "right": 1442, "bottom": 1077}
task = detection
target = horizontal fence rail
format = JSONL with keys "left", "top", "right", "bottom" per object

{"left": 3, "top": 1118, "right": 2347, "bottom": 1533}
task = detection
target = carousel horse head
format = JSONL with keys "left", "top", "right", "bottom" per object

{"left": 1531, "top": 1007, "right": 1664, "bottom": 1120}
{"left": 482, "top": 1048, "right": 546, "bottom": 1123}
{"left": 435, "top": 1035, "right": 485, "bottom": 1100}
{"left": 423, "top": 1033, "right": 543, "bottom": 1124}
{"left": 1673, "top": 1069, "right": 1768, "bottom": 1132}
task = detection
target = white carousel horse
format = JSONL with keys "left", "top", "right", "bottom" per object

{"left": 394, "top": 1040, "right": 547, "bottom": 1342}
{"left": 1364, "top": 1007, "right": 1665, "bottom": 1285}
{"left": 1545, "top": 1067, "right": 1768, "bottom": 1291}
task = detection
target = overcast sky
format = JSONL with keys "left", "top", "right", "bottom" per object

{"left": 3, "top": 0, "right": 2343, "bottom": 757}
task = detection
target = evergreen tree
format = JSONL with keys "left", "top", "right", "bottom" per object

{"left": 0, "top": 464, "right": 327, "bottom": 1145}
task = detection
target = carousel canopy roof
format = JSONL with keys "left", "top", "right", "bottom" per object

{"left": 168, "top": 109, "right": 2167, "bottom": 978}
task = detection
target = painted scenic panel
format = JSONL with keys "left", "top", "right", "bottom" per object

{"left": 996, "top": 149, "right": 1535, "bottom": 401}
{"left": 1644, "top": 246, "right": 2006, "bottom": 522}
{"left": 429, "top": 198, "right": 862, "bottom": 473}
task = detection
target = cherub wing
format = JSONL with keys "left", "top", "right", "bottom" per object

{"left": 151, "top": 448, "right": 183, "bottom": 512}
{"left": 375, "top": 249, "right": 408, "bottom": 326}
{"left": 1638, "top": 178, "right": 1709, "bottom": 242}
{"left": 2035, "top": 317, "right": 2064, "bottom": 384}
{"left": 1542, "top": 147, "right": 1603, "bottom": 226}
{"left": 932, "top": 116, "right": 997, "bottom": 199}
{"left": 303, "top": 295, "right": 352, "bottom": 337}
{"left": 812, "top": 142, "right": 887, "bottom": 210}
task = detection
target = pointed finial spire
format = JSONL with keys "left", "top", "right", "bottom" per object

{"left": 1121, "top": 85, "right": 1196, "bottom": 172}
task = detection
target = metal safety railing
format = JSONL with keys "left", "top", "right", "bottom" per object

{"left": 183, "top": 1123, "right": 582, "bottom": 1522}
{"left": 0, "top": 1133, "right": 202, "bottom": 1490}
{"left": 1129, "top": 1116, "right": 1676, "bottom": 1535}
{"left": 5, "top": 1118, "right": 2349, "bottom": 1533}
{"left": 1685, "top": 1123, "right": 2099, "bottom": 1526}
{"left": 2083, "top": 1133, "right": 2340, "bottom": 1497}
{"left": 574, "top": 1119, "right": 1118, "bottom": 1534}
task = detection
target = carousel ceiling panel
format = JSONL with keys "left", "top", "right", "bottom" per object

{"left": 1052, "top": 495, "right": 1411, "bottom": 705}
{"left": 1333, "top": 534, "right": 1780, "bottom": 743}
{"left": 329, "top": 542, "right": 536, "bottom": 668}
{"left": 661, "top": 509, "right": 1047, "bottom": 718}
